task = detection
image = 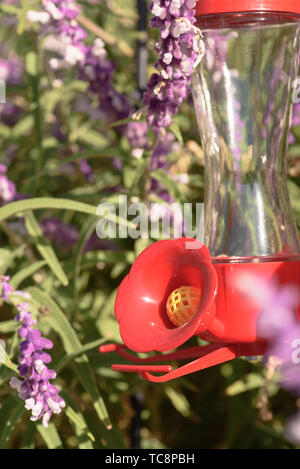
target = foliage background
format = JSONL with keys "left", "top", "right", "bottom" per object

{"left": 0, "top": 0, "right": 300, "bottom": 449}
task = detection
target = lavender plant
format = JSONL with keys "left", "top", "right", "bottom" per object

{"left": 0, "top": 276, "right": 65, "bottom": 427}
{"left": 143, "top": 0, "right": 205, "bottom": 133}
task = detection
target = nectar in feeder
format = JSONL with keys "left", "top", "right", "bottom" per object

{"left": 166, "top": 286, "right": 201, "bottom": 327}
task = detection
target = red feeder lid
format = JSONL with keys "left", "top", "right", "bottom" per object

{"left": 195, "top": 0, "right": 300, "bottom": 16}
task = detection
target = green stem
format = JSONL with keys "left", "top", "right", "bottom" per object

{"left": 2, "top": 360, "right": 18, "bottom": 374}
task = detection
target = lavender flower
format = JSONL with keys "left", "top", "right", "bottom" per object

{"left": 34, "top": 0, "right": 202, "bottom": 150}
{"left": 151, "top": 132, "right": 180, "bottom": 171}
{"left": 0, "top": 277, "right": 65, "bottom": 427}
{"left": 0, "top": 1, "right": 20, "bottom": 27}
{"left": 78, "top": 158, "right": 95, "bottom": 183}
{"left": 83, "top": 233, "right": 120, "bottom": 252}
{"left": 29, "top": 2, "right": 146, "bottom": 161}
{"left": 0, "top": 276, "right": 13, "bottom": 301}
{"left": 40, "top": 217, "right": 121, "bottom": 253}
{"left": 143, "top": 0, "right": 205, "bottom": 133}
{"left": 33, "top": 0, "right": 191, "bottom": 212}
{"left": 235, "top": 274, "right": 300, "bottom": 443}
{"left": 77, "top": 39, "right": 132, "bottom": 124}
{"left": 40, "top": 0, "right": 87, "bottom": 68}
{"left": 248, "top": 279, "right": 300, "bottom": 396}
{"left": 35, "top": 2, "right": 133, "bottom": 125}
{"left": 40, "top": 217, "right": 79, "bottom": 252}
{"left": 0, "top": 57, "right": 23, "bottom": 86}
{"left": 126, "top": 121, "right": 149, "bottom": 158}
{"left": 292, "top": 103, "right": 300, "bottom": 127}
{"left": 0, "top": 164, "right": 16, "bottom": 205}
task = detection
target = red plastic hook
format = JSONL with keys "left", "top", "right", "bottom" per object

{"left": 99, "top": 342, "right": 267, "bottom": 382}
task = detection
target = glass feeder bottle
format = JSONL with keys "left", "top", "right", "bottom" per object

{"left": 192, "top": 3, "right": 300, "bottom": 262}
{"left": 98, "top": 1, "right": 300, "bottom": 381}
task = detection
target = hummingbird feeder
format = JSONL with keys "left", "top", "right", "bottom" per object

{"left": 100, "top": 0, "right": 300, "bottom": 382}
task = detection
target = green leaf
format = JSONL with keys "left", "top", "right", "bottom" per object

{"left": 110, "top": 262, "right": 127, "bottom": 278}
{"left": 79, "top": 250, "right": 135, "bottom": 270}
{"left": 84, "top": 413, "right": 125, "bottom": 449}
{"left": 0, "top": 367, "right": 14, "bottom": 387}
{"left": 41, "top": 89, "right": 65, "bottom": 115}
{"left": 11, "top": 115, "right": 34, "bottom": 139}
{"left": 27, "top": 287, "right": 111, "bottom": 429}
{"left": 150, "top": 169, "right": 185, "bottom": 204}
{"left": 288, "top": 180, "right": 300, "bottom": 214}
{"left": 37, "top": 423, "right": 63, "bottom": 449}
{"left": 10, "top": 260, "right": 47, "bottom": 289}
{"left": 25, "top": 148, "right": 126, "bottom": 184}
{"left": 289, "top": 145, "right": 300, "bottom": 158}
{"left": 24, "top": 211, "right": 69, "bottom": 286}
{"left": 0, "top": 198, "right": 96, "bottom": 221}
{"left": 225, "top": 373, "right": 266, "bottom": 396}
{"left": 164, "top": 386, "right": 191, "bottom": 418}
{"left": 169, "top": 121, "right": 183, "bottom": 145}
{"left": 62, "top": 390, "right": 95, "bottom": 448}
{"left": 58, "top": 147, "right": 127, "bottom": 164}
{"left": 72, "top": 216, "right": 97, "bottom": 307}
{"left": 134, "top": 238, "right": 152, "bottom": 257}
{"left": 77, "top": 128, "right": 108, "bottom": 147}
{"left": 65, "top": 404, "right": 95, "bottom": 445}
{"left": 0, "top": 3, "right": 21, "bottom": 14}
{"left": 96, "top": 289, "right": 121, "bottom": 342}
{"left": 0, "top": 321, "right": 18, "bottom": 334}
{"left": 98, "top": 289, "right": 117, "bottom": 319}
{"left": 0, "top": 249, "right": 14, "bottom": 276}
{"left": 124, "top": 158, "right": 148, "bottom": 192}
{"left": 0, "top": 197, "right": 135, "bottom": 229}
{"left": 0, "top": 340, "right": 18, "bottom": 373}
{"left": 55, "top": 338, "right": 107, "bottom": 372}
{"left": 0, "top": 123, "right": 11, "bottom": 139}
{"left": 17, "top": 0, "right": 29, "bottom": 34}
{"left": 20, "top": 422, "right": 36, "bottom": 449}
{"left": 0, "top": 245, "right": 26, "bottom": 276}
{"left": 0, "top": 396, "right": 24, "bottom": 449}
{"left": 109, "top": 116, "right": 145, "bottom": 128}
{"left": 97, "top": 316, "right": 121, "bottom": 342}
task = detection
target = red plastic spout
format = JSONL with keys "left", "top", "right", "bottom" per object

{"left": 114, "top": 239, "right": 218, "bottom": 354}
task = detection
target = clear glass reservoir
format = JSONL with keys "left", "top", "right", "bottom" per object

{"left": 192, "top": 13, "right": 300, "bottom": 259}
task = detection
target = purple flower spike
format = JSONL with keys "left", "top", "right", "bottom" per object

{"left": 0, "top": 276, "right": 14, "bottom": 300}
{"left": 1, "top": 276, "right": 65, "bottom": 426}
{"left": 143, "top": 0, "right": 205, "bottom": 134}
